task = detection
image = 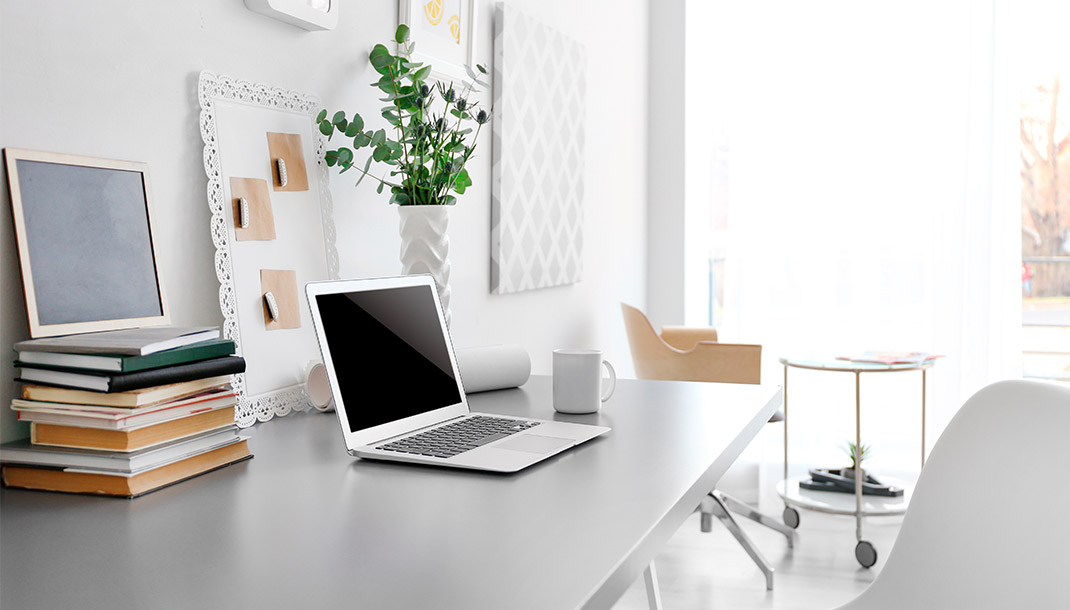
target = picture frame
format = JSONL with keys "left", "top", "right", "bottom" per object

{"left": 399, "top": 0, "right": 477, "bottom": 83}
{"left": 4, "top": 148, "right": 171, "bottom": 338}
{"left": 243, "top": 0, "right": 338, "bottom": 31}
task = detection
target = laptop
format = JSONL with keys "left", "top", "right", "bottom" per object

{"left": 306, "top": 275, "right": 610, "bottom": 473}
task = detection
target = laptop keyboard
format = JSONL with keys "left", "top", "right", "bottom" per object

{"left": 376, "top": 415, "right": 541, "bottom": 459}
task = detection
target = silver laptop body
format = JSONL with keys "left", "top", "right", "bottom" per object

{"left": 306, "top": 275, "right": 609, "bottom": 473}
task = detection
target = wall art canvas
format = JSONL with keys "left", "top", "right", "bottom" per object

{"left": 491, "top": 4, "right": 586, "bottom": 294}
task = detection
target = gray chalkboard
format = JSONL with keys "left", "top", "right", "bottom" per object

{"left": 6, "top": 150, "right": 169, "bottom": 337}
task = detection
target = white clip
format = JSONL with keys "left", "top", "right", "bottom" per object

{"left": 238, "top": 197, "right": 250, "bottom": 229}
{"left": 276, "top": 158, "right": 288, "bottom": 187}
{"left": 264, "top": 291, "right": 280, "bottom": 321}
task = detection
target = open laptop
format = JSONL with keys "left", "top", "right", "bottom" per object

{"left": 306, "top": 275, "right": 610, "bottom": 473}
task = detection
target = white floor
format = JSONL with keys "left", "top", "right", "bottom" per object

{"left": 612, "top": 503, "right": 904, "bottom": 610}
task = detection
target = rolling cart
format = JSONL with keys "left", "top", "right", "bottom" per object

{"left": 776, "top": 356, "right": 934, "bottom": 567}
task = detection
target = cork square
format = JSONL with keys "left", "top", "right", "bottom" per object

{"left": 266, "top": 132, "right": 309, "bottom": 192}
{"left": 230, "top": 177, "right": 277, "bottom": 241}
{"left": 260, "top": 269, "right": 301, "bottom": 330}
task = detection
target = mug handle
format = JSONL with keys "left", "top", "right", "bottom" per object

{"left": 601, "top": 360, "right": 617, "bottom": 402}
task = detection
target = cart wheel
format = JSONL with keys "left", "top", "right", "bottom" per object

{"left": 782, "top": 507, "right": 800, "bottom": 529}
{"left": 855, "top": 540, "right": 877, "bottom": 568}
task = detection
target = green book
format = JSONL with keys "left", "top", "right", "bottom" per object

{"left": 14, "top": 339, "right": 236, "bottom": 373}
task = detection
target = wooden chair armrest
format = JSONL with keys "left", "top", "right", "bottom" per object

{"left": 669, "top": 342, "right": 762, "bottom": 384}
{"left": 660, "top": 325, "right": 719, "bottom": 350}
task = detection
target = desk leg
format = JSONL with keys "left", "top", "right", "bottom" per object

{"left": 921, "top": 368, "right": 927, "bottom": 469}
{"left": 855, "top": 371, "right": 863, "bottom": 542}
{"left": 643, "top": 562, "right": 663, "bottom": 610}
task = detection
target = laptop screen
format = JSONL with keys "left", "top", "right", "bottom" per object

{"left": 314, "top": 285, "right": 462, "bottom": 433}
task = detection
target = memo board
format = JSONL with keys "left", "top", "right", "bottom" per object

{"left": 4, "top": 149, "right": 171, "bottom": 338}
{"left": 198, "top": 71, "right": 339, "bottom": 426}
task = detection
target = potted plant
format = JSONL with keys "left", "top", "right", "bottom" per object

{"left": 842, "top": 441, "right": 872, "bottom": 480}
{"left": 317, "top": 24, "right": 490, "bottom": 326}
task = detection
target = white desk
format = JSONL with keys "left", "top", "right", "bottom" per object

{"left": 0, "top": 376, "right": 782, "bottom": 610}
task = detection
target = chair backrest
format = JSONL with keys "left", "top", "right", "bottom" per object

{"left": 621, "top": 303, "right": 761, "bottom": 384}
{"left": 834, "top": 379, "right": 1070, "bottom": 610}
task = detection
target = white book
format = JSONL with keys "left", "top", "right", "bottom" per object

{"left": 14, "top": 326, "right": 220, "bottom": 356}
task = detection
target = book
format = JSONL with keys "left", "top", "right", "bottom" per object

{"left": 837, "top": 351, "right": 943, "bottom": 365}
{"left": 13, "top": 390, "right": 236, "bottom": 430}
{"left": 30, "top": 406, "right": 236, "bottom": 452}
{"left": 13, "top": 326, "right": 220, "bottom": 357}
{"left": 15, "top": 338, "right": 236, "bottom": 373}
{"left": 20, "top": 376, "right": 232, "bottom": 408}
{"left": 17, "top": 355, "right": 246, "bottom": 392}
{"left": 1, "top": 440, "right": 252, "bottom": 498}
{"left": 0, "top": 427, "right": 242, "bottom": 474}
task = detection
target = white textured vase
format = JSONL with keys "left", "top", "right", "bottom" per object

{"left": 398, "top": 205, "right": 452, "bottom": 327}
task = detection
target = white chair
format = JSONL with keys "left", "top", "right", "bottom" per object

{"left": 833, "top": 379, "right": 1070, "bottom": 609}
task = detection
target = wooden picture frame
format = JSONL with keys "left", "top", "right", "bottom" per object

{"left": 399, "top": 0, "right": 477, "bottom": 83}
{"left": 4, "top": 148, "right": 170, "bottom": 338}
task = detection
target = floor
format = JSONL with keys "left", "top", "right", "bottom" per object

{"left": 612, "top": 504, "right": 904, "bottom": 610}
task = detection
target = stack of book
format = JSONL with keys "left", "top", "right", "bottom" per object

{"left": 1, "top": 326, "right": 252, "bottom": 497}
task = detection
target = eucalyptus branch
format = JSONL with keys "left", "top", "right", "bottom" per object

{"left": 319, "top": 24, "right": 491, "bottom": 206}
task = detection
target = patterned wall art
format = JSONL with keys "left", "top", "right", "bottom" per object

{"left": 491, "top": 3, "right": 586, "bottom": 294}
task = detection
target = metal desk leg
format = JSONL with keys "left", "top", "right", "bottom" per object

{"left": 643, "top": 561, "right": 663, "bottom": 610}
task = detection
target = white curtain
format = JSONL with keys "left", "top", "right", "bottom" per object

{"left": 701, "top": 1, "right": 1020, "bottom": 484}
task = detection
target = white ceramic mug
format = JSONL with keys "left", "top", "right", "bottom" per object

{"left": 553, "top": 349, "right": 617, "bottom": 414}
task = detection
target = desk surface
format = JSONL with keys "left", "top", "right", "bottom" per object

{"left": 1, "top": 376, "right": 781, "bottom": 610}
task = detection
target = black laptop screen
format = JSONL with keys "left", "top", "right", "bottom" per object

{"left": 315, "top": 285, "right": 462, "bottom": 433}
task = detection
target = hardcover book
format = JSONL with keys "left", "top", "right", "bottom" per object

{"left": 17, "top": 356, "right": 246, "bottom": 393}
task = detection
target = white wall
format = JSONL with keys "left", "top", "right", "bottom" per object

{"left": 0, "top": 0, "right": 649, "bottom": 442}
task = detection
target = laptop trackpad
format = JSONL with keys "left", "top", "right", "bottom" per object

{"left": 496, "top": 434, "right": 573, "bottom": 454}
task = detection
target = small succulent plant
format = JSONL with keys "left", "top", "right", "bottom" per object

{"left": 844, "top": 441, "right": 872, "bottom": 470}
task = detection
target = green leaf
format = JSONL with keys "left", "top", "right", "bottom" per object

{"left": 316, "top": 109, "right": 328, "bottom": 122}
{"left": 373, "top": 145, "right": 388, "bottom": 162}
{"left": 370, "top": 47, "right": 394, "bottom": 74}
{"left": 395, "top": 24, "right": 410, "bottom": 43}
{"left": 413, "top": 65, "right": 432, "bottom": 82}
{"left": 377, "top": 181, "right": 385, "bottom": 194}
{"left": 372, "top": 129, "right": 387, "bottom": 148}
{"left": 319, "top": 120, "right": 334, "bottom": 136}
{"left": 325, "top": 150, "right": 339, "bottom": 166}
{"left": 336, "top": 147, "right": 353, "bottom": 166}
{"left": 332, "top": 111, "right": 346, "bottom": 126}
{"left": 354, "top": 155, "right": 374, "bottom": 188}
{"left": 477, "top": 64, "right": 487, "bottom": 74}
{"left": 345, "top": 122, "right": 361, "bottom": 137}
{"left": 350, "top": 114, "right": 364, "bottom": 132}
{"left": 453, "top": 168, "right": 472, "bottom": 194}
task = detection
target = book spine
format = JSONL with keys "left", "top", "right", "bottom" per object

{"left": 106, "top": 357, "right": 246, "bottom": 393}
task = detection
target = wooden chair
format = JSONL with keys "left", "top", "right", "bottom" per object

{"left": 622, "top": 303, "right": 793, "bottom": 590}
